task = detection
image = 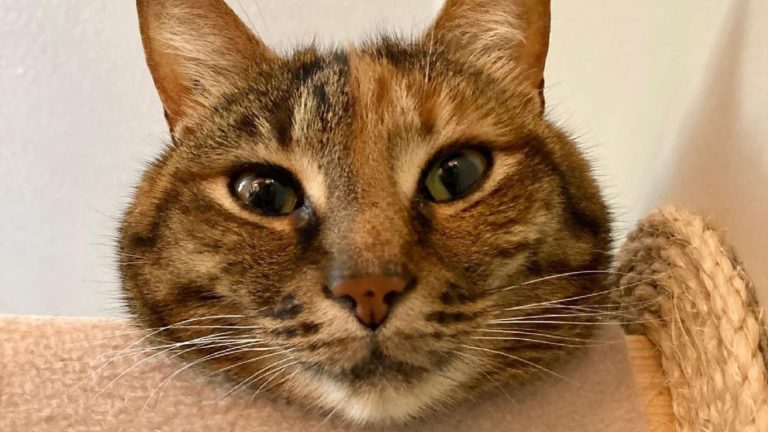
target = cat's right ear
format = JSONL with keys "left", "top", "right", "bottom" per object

{"left": 137, "top": 0, "right": 276, "bottom": 132}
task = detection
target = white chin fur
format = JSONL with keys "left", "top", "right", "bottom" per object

{"left": 290, "top": 360, "right": 474, "bottom": 424}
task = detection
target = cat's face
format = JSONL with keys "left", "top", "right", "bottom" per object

{"left": 121, "top": 0, "right": 611, "bottom": 424}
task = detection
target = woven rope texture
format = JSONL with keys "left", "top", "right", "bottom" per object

{"left": 613, "top": 205, "right": 768, "bottom": 432}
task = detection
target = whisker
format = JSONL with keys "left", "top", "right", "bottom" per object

{"left": 70, "top": 315, "right": 245, "bottom": 397}
{"left": 48, "top": 328, "right": 172, "bottom": 362}
{"left": 491, "top": 270, "right": 632, "bottom": 293}
{"left": 317, "top": 406, "right": 341, "bottom": 430}
{"left": 493, "top": 311, "right": 623, "bottom": 321}
{"left": 89, "top": 344, "right": 177, "bottom": 402}
{"left": 219, "top": 356, "right": 297, "bottom": 400}
{"left": 424, "top": 25, "right": 435, "bottom": 85}
{"left": 67, "top": 331, "right": 231, "bottom": 396}
{"left": 113, "top": 336, "right": 254, "bottom": 402}
{"left": 487, "top": 318, "right": 663, "bottom": 326}
{"left": 101, "top": 330, "right": 258, "bottom": 356}
{"left": 171, "top": 324, "right": 266, "bottom": 330}
{"left": 116, "top": 260, "right": 148, "bottom": 266}
{"left": 144, "top": 345, "right": 288, "bottom": 411}
{"left": 460, "top": 344, "right": 576, "bottom": 385}
{"left": 248, "top": 360, "right": 300, "bottom": 401}
{"left": 135, "top": 314, "right": 253, "bottom": 333}
{"left": 512, "top": 299, "right": 651, "bottom": 313}
{"left": 470, "top": 335, "right": 608, "bottom": 348}
{"left": 116, "top": 252, "right": 146, "bottom": 259}
{"left": 208, "top": 347, "right": 291, "bottom": 377}
{"left": 499, "top": 275, "right": 666, "bottom": 312}
{"left": 95, "top": 335, "right": 245, "bottom": 362}
{"left": 453, "top": 351, "right": 517, "bottom": 404}
{"left": 475, "top": 328, "right": 620, "bottom": 344}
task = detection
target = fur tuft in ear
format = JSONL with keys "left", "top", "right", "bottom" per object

{"left": 137, "top": 0, "right": 277, "bottom": 131}
{"left": 425, "top": 0, "right": 550, "bottom": 109}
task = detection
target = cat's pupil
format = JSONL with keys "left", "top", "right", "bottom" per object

{"left": 234, "top": 173, "right": 298, "bottom": 215}
{"left": 424, "top": 149, "right": 489, "bottom": 202}
{"left": 247, "top": 179, "right": 278, "bottom": 209}
{"left": 438, "top": 159, "right": 463, "bottom": 195}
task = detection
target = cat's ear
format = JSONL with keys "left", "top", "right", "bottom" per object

{"left": 137, "top": 0, "right": 277, "bottom": 131}
{"left": 425, "top": 0, "right": 550, "bottom": 109}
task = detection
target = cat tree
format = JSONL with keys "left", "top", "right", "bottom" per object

{"left": 614, "top": 205, "right": 768, "bottom": 431}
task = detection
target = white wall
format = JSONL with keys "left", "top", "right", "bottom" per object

{"left": 2, "top": 1, "right": 766, "bottom": 316}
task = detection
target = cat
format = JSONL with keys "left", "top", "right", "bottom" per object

{"left": 120, "top": 0, "right": 612, "bottom": 425}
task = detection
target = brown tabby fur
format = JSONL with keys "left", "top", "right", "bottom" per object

{"left": 120, "top": 0, "right": 611, "bottom": 424}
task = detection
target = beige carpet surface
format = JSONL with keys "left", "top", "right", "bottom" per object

{"left": 0, "top": 315, "right": 648, "bottom": 431}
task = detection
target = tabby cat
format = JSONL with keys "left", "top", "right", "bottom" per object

{"left": 120, "top": 0, "right": 611, "bottom": 424}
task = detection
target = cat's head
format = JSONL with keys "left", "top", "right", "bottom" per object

{"left": 121, "top": 0, "right": 611, "bottom": 424}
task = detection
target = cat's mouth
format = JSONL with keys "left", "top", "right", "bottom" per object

{"left": 303, "top": 344, "right": 449, "bottom": 384}
{"left": 291, "top": 343, "right": 472, "bottom": 425}
{"left": 339, "top": 347, "right": 431, "bottom": 382}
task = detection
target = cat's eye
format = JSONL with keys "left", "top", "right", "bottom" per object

{"left": 423, "top": 149, "right": 490, "bottom": 202}
{"left": 232, "top": 169, "right": 301, "bottom": 216}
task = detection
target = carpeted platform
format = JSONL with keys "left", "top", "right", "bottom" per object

{"left": 0, "top": 316, "right": 647, "bottom": 431}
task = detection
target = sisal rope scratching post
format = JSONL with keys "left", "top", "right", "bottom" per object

{"left": 613, "top": 205, "right": 768, "bottom": 432}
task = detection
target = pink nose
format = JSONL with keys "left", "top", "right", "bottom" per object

{"left": 329, "top": 275, "right": 409, "bottom": 329}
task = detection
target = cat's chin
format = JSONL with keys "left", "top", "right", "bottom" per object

{"left": 287, "top": 356, "right": 476, "bottom": 425}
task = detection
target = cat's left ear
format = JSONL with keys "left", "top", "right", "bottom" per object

{"left": 137, "top": 0, "right": 277, "bottom": 132}
{"left": 424, "top": 0, "right": 550, "bottom": 111}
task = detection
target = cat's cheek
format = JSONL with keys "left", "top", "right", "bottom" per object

{"left": 482, "top": 252, "right": 530, "bottom": 289}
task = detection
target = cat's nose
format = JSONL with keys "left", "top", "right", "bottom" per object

{"left": 328, "top": 275, "right": 410, "bottom": 330}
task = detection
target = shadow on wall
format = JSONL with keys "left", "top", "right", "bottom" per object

{"left": 658, "top": 0, "right": 768, "bottom": 305}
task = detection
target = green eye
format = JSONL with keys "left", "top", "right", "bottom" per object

{"left": 232, "top": 170, "right": 300, "bottom": 215}
{"left": 423, "top": 149, "right": 489, "bottom": 202}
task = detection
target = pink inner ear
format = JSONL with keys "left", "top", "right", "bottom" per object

{"left": 143, "top": 44, "right": 198, "bottom": 130}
